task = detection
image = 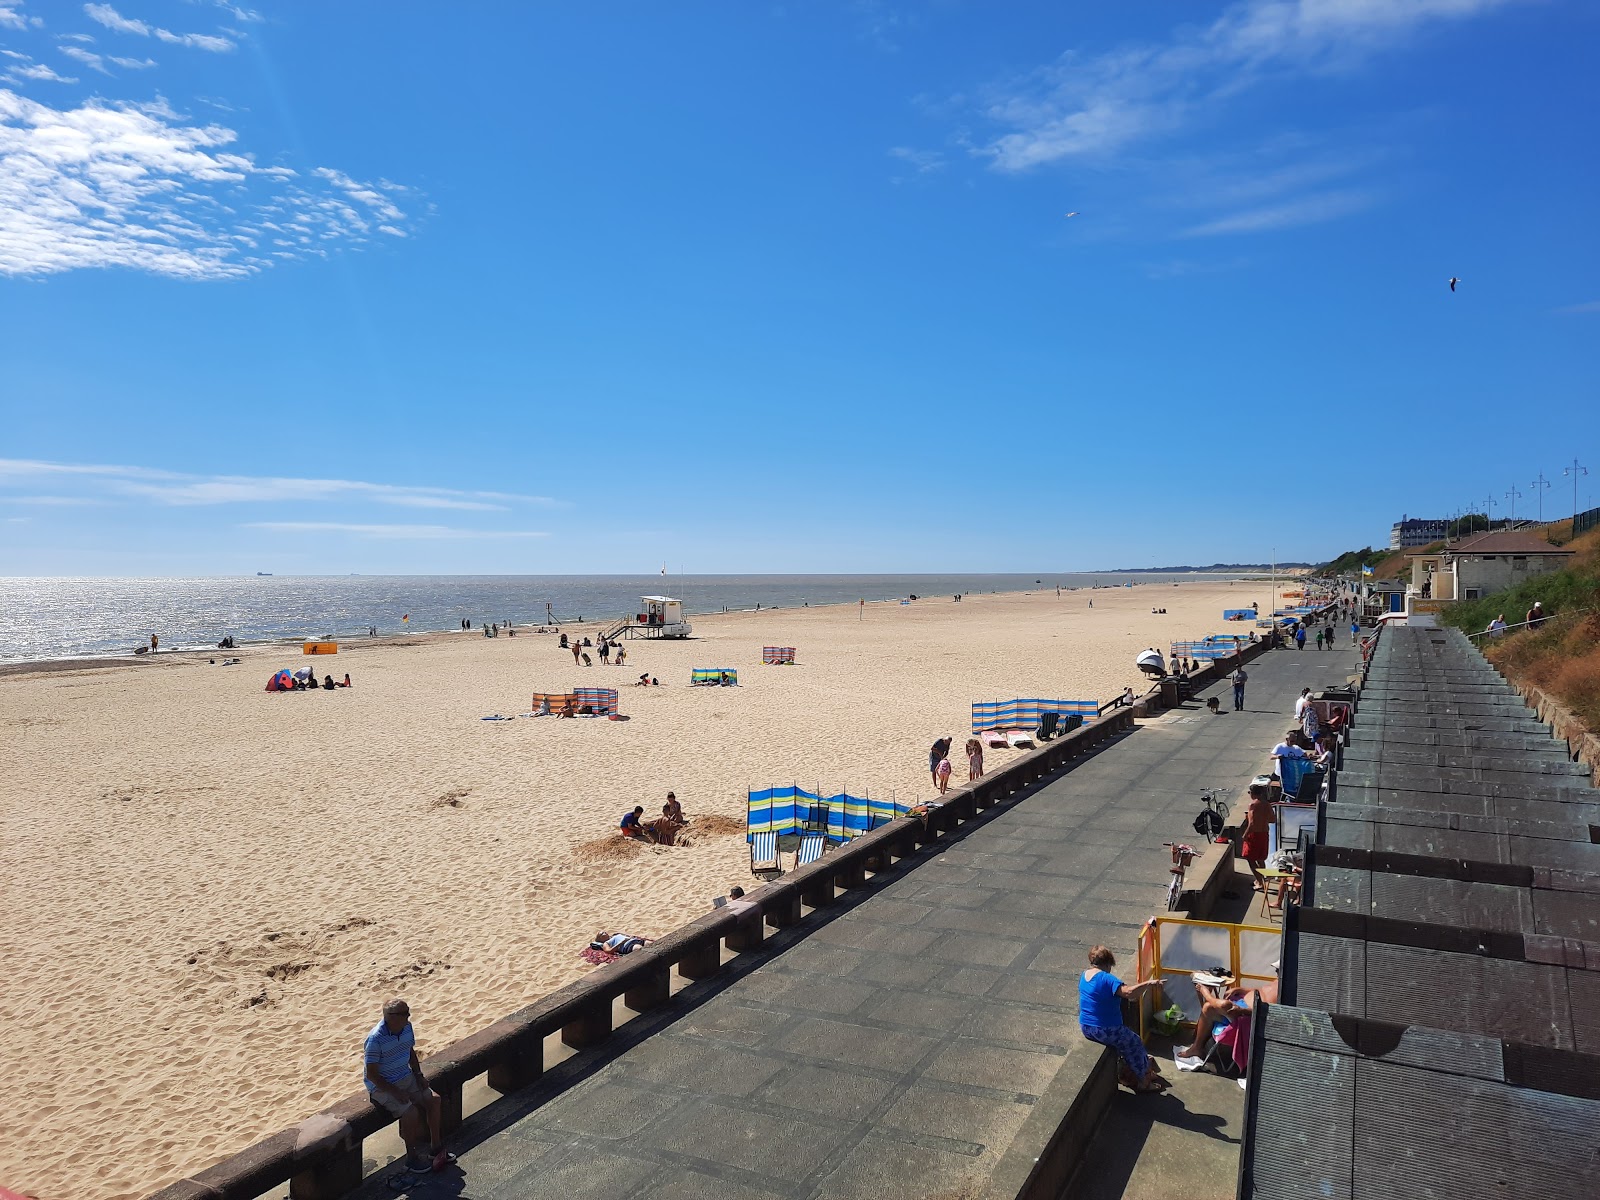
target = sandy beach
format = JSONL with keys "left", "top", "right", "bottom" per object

{"left": 0, "top": 579, "right": 1260, "bottom": 1200}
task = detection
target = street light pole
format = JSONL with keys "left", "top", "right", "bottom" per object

{"left": 1565, "top": 459, "right": 1589, "bottom": 528}
{"left": 1532, "top": 473, "right": 1551, "bottom": 523}
{"left": 1505, "top": 485, "right": 1521, "bottom": 523}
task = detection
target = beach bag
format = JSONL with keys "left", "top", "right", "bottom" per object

{"left": 1152, "top": 1004, "right": 1186, "bottom": 1037}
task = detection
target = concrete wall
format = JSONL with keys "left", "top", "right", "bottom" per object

{"left": 1455, "top": 552, "right": 1568, "bottom": 600}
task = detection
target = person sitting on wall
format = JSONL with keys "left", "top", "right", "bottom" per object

{"left": 363, "top": 999, "right": 456, "bottom": 1174}
{"left": 1079, "top": 946, "right": 1169, "bottom": 1093}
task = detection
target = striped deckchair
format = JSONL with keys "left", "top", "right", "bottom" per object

{"left": 795, "top": 832, "right": 825, "bottom": 868}
{"left": 691, "top": 668, "right": 738, "bottom": 686}
{"left": 750, "top": 830, "right": 781, "bottom": 879}
{"left": 761, "top": 646, "right": 796, "bottom": 665}
{"left": 572, "top": 687, "right": 617, "bottom": 715}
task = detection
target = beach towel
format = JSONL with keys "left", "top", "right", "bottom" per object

{"left": 579, "top": 947, "right": 619, "bottom": 967}
{"left": 982, "top": 730, "right": 1008, "bottom": 749}
{"left": 1005, "top": 730, "right": 1035, "bottom": 748}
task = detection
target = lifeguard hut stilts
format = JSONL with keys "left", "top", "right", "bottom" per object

{"left": 602, "top": 596, "right": 693, "bottom": 641}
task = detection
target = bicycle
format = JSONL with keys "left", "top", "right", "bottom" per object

{"left": 1163, "top": 842, "right": 1198, "bottom": 911}
{"left": 1191, "top": 789, "right": 1230, "bottom": 840}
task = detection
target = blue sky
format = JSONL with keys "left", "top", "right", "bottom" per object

{"left": 2, "top": 0, "right": 1596, "bottom": 575}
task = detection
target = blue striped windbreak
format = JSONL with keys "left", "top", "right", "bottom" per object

{"left": 747, "top": 786, "right": 901, "bottom": 843}
{"left": 970, "top": 699, "right": 1097, "bottom": 732}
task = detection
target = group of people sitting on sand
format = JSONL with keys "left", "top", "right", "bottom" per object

{"left": 292, "top": 669, "right": 351, "bottom": 691}
{"left": 619, "top": 792, "right": 688, "bottom": 844}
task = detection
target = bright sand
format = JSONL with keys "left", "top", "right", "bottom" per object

{"left": 0, "top": 580, "right": 1261, "bottom": 1199}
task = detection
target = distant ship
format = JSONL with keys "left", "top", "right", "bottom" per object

{"left": 256, "top": 572, "right": 273, "bottom": 576}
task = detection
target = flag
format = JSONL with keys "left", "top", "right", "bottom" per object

{"left": 1360, "top": 564, "right": 1374, "bottom": 577}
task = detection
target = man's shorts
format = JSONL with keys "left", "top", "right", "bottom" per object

{"left": 371, "top": 1075, "right": 431, "bottom": 1118}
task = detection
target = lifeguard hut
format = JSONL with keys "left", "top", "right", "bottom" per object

{"left": 604, "top": 595, "right": 693, "bottom": 640}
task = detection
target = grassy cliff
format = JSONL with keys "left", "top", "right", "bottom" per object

{"left": 1442, "top": 527, "right": 1600, "bottom": 729}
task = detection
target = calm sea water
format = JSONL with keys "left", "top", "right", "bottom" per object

{"left": 0, "top": 572, "right": 1241, "bottom": 663}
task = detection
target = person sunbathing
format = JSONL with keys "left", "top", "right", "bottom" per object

{"left": 592, "top": 931, "right": 651, "bottom": 955}
{"left": 1175, "top": 972, "right": 1248, "bottom": 1069}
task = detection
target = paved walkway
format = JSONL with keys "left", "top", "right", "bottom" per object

{"left": 358, "top": 638, "right": 1360, "bottom": 1200}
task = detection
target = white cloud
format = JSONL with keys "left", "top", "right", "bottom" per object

{"left": 60, "top": 45, "right": 109, "bottom": 73}
{"left": 7, "top": 62, "right": 77, "bottom": 83}
{"left": 0, "top": 5, "right": 28, "bottom": 31}
{"left": 1553, "top": 300, "right": 1600, "bottom": 315}
{"left": 1181, "top": 187, "right": 1376, "bottom": 235}
{"left": 85, "top": 2, "right": 234, "bottom": 52}
{"left": 83, "top": 3, "right": 147, "bottom": 35}
{"left": 0, "top": 459, "right": 560, "bottom": 511}
{"left": 0, "top": 89, "right": 421, "bottom": 277}
{"left": 109, "top": 55, "right": 156, "bottom": 68}
{"left": 974, "top": 0, "right": 1523, "bottom": 171}
{"left": 244, "top": 523, "right": 551, "bottom": 540}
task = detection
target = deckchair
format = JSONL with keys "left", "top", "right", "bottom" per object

{"left": 795, "top": 832, "right": 826, "bottom": 868}
{"left": 1037, "top": 711, "right": 1060, "bottom": 741}
{"left": 749, "top": 830, "right": 781, "bottom": 880}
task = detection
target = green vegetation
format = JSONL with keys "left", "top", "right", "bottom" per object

{"left": 1446, "top": 513, "right": 1492, "bottom": 539}
{"left": 1442, "top": 527, "right": 1600, "bottom": 729}
{"left": 1321, "top": 547, "right": 1376, "bottom": 576}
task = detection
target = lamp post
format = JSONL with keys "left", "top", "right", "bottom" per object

{"left": 1505, "top": 486, "right": 1521, "bottom": 523}
{"left": 1532, "top": 473, "right": 1551, "bottom": 523}
{"left": 1565, "top": 459, "right": 1589, "bottom": 528}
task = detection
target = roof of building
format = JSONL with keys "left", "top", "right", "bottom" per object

{"left": 1405, "top": 529, "right": 1574, "bottom": 557}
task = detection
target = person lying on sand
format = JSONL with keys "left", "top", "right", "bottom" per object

{"left": 593, "top": 931, "right": 651, "bottom": 954}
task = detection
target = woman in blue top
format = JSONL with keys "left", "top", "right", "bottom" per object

{"left": 1080, "top": 945, "right": 1169, "bottom": 1092}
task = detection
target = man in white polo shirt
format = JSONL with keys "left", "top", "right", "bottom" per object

{"left": 364, "top": 998, "right": 456, "bottom": 1174}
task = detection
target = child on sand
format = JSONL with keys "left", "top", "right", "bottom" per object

{"left": 966, "top": 738, "right": 984, "bottom": 781}
{"left": 936, "top": 757, "right": 952, "bottom": 794}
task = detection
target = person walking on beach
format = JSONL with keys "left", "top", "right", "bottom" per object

{"left": 599, "top": 639, "right": 610, "bottom": 664}
{"left": 1231, "top": 665, "right": 1248, "bottom": 711}
{"left": 364, "top": 999, "right": 456, "bottom": 1174}
{"left": 929, "top": 737, "right": 951, "bottom": 788}
{"left": 150, "top": 633, "right": 158, "bottom": 653}
{"left": 571, "top": 641, "right": 582, "bottom": 665}
{"left": 966, "top": 737, "right": 984, "bottom": 781}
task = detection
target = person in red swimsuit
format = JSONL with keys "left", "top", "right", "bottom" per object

{"left": 1240, "top": 783, "right": 1273, "bottom": 891}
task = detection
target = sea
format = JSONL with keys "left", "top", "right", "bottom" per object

{"left": 0, "top": 572, "right": 1247, "bottom": 664}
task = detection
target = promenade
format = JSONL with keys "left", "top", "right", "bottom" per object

{"left": 356, "top": 639, "right": 1359, "bottom": 1200}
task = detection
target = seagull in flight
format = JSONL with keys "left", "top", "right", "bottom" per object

{"left": 1064, "top": 211, "right": 1080, "bottom": 218}
{"left": 1448, "top": 276, "right": 1460, "bottom": 292}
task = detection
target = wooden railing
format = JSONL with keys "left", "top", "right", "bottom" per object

{"left": 146, "top": 708, "right": 1139, "bottom": 1200}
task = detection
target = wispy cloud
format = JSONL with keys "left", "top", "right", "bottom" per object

{"left": 244, "top": 523, "right": 551, "bottom": 540}
{"left": 1182, "top": 187, "right": 1376, "bottom": 236}
{"left": 973, "top": 0, "right": 1523, "bottom": 171}
{"left": 85, "top": 2, "right": 233, "bottom": 52}
{"left": 0, "top": 460, "right": 560, "bottom": 511}
{"left": 0, "top": 5, "right": 30, "bottom": 32}
{"left": 888, "top": 146, "right": 945, "bottom": 175}
{"left": 1553, "top": 300, "right": 1600, "bottom": 315}
{"left": 59, "top": 44, "right": 109, "bottom": 72}
{"left": 0, "top": 89, "right": 422, "bottom": 277}
{"left": 5, "top": 60, "right": 76, "bottom": 84}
